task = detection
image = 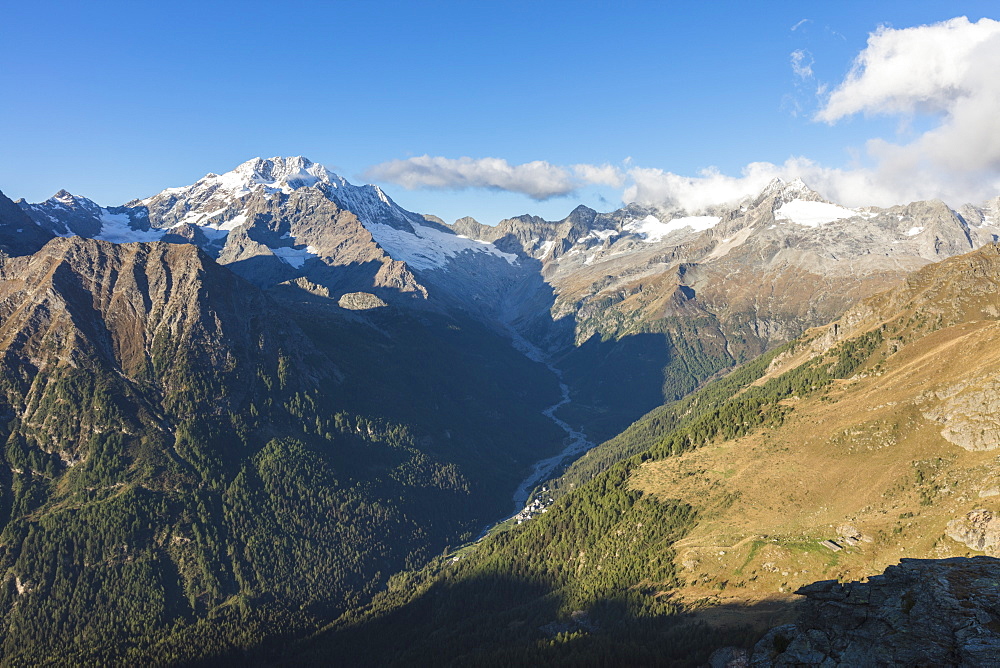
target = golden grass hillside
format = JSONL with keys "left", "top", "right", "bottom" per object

{"left": 629, "top": 244, "right": 1000, "bottom": 617}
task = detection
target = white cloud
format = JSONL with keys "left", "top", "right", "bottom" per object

{"left": 791, "top": 18, "right": 811, "bottom": 31}
{"left": 572, "top": 163, "right": 625, "bottom": 188}
{"left": 817, "top": 17, "right": 1000, "bottom": 121}
{"left": 368, "top": 18, "right": 1000, "bottom": 214}
{"left": 623, "top": 158, "right": 914, "bottom": 211}
{"left": 625, "top": 163, "right": 784, "bottom": 211}
{"left": 790, "top": 49, "right": 813, "bottom": 79}
{"left": 630, "top": 17, "right": 1000, "bottom": 212}
{"left": 366, "top": 155, "right": 575, "bottom": 200}
{"left": 811, "top": 16, "right": 1000, "bottom": 205}
{"left": 366, "top": 155, "right": 623, "bottom": 200}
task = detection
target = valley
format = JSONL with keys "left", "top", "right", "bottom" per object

{"left": 10, "top": 4, "right": 1000, "bottom": 664}
{"left": 3, "top": 157, "right": 1000, "bottom": 664}
{"left": 505, "top": 327, "right": 592, "bottom": 514}
{"left": 299, "top": 241, "right": 1000, "bottom": 665}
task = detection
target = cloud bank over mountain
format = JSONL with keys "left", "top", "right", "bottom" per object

{"left": 368, "top": 17, "right": 1000, "bottom": 214}
{"left": 365, "top": 156, "right": 623, "bottom": 200}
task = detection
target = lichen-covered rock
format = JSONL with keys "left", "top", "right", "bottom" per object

{"left": 751, "top": 557, "right": 1000, "bottom": 666}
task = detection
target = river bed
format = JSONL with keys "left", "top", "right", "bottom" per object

{"left": 506, "top": 329, "right": 594, "bottom": 511}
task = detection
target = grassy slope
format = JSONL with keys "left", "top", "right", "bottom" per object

{"left": 300, "top": 243, "right": 1000, "bottom": 664}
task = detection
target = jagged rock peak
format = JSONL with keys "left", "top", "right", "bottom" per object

{"left": 150, "top": 156, "right": 348, "bottom": 201}
{"left": 46, "top": 189, "right": 99, "bottom": 209}
{"left": 568, "top": 204, "right": 598, "bottom": 217}
{"left": 758, "top": 176, "right": 819, "bottom": 200}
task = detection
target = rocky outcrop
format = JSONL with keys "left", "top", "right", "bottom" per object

{"left": 750, "top": 557, "right": 1000, "bottom": 666}
{"left": 924, "top": 377, "right": 1000, "bottom": 451}
{"left": 947, "top": 510, "right": 1000, "bottom": 554}
{"left": 338, "top": 292, "right": 387, "bottom": 310}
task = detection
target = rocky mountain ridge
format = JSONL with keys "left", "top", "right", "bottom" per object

{"left": 0, "top": 233, "right": 566, "bottom": 663}
{"left": 14, "top": 158, "right": 1000, "bottom": 444}
{"left": 19, "top": 161, "right": 999, "bottom": 321}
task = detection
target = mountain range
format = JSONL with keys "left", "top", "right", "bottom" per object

{"left": 307, "top": 236, "right": 1000, "bottom": 666}
{"left": 17, "top": 156, "right": 1000, "bottom": 443}
{"left": 4, "top": 156, "right": 1000, "bottom": 663}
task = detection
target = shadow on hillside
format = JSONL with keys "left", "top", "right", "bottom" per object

{"left": 228, "top": 255, "right": 425, "bottom": 307}
{"left": 264, "top": 281, "right": 569, "bottom": 524}
{"left": 554, "top": 332, "right": 677, "bottom": 444}
{"left": 290, "top": 570, "right": 806, "bottom": 667}
{"left": 245, "top": 241, "right": 731, "bottom": 456}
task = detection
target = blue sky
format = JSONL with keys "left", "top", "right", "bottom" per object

{"left": 3, "top": 1, "right": 999, "bottom": 224}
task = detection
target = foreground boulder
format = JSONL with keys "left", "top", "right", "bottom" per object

{"left": 751, "top": 557, "right": 1000, "bottom": 666}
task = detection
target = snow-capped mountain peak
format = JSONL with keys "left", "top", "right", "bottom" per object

{"left": 757, "top": 176, "right": 819, "bottom": 202}
{"left": 46, "top": 189, "right": 101, "bottom": 212}
{"left": 52, "top": 189, "right": 78, "bottom": 205}
{"left": 137, "top": 156, "right": 422, "bottom": 232}
{"left": 228, "top": 156, "right": 329, "bottom": 193}
{"left": 146, "top": 156, "right": 333, "bottom": 204}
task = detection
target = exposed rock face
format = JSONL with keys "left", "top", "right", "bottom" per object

{"left": 947, "top": 510, "right": 1000, "bottom": 554}
{"left": 924, "top": 377, "right": 1000, "bottom": 451}
{"left": 338, "top": 292, "right": 387, "bottom": 310}
{"left": 709, "top": 646, "right": 750, "bottom": 667}
{"left": 751, "top": 557, "right": 1000, "bottom": 666}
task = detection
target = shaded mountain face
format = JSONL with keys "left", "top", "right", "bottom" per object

{"left": 18, "top": 158, "right": 1000, "bottom": 444}
{"left": 455, "top": 177, "right": 1000, "bottom": 439}
{"left": 301, "top": 241, "right": 1000, "bottom": 665}
{"left": 0, "top": 189, "right": 53, "bottom": 257}
{"left": 0, "top": 236, "right": 562, "bottom": 664}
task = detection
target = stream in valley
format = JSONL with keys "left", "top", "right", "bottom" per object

{"left": 505, "top": 329, "right": 594, "bottom": 511}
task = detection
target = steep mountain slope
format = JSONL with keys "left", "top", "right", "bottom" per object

{"left": 0, "top": 189, "right": 53, "bottom": 257}
{"left": 458, "top": 178, "right": 1000, "bottom": 441}
{"left": 302, "top": 241, "right": 1000, "bottom": 665}
{"left": 0, "top": 236, "right": 562, "bottom": 664}
{"left": 17, "top": 157, "right": 526, "bottom": 307}
{"left": 630, "top": 241, "right": 1000, "bottom": 605}
{"left": 19, "top": 160, "right": 1000, "bottom": 450}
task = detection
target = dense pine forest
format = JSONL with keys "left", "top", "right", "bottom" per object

{"left": 296, "top": 325, "right": 890, "bottom": 665}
